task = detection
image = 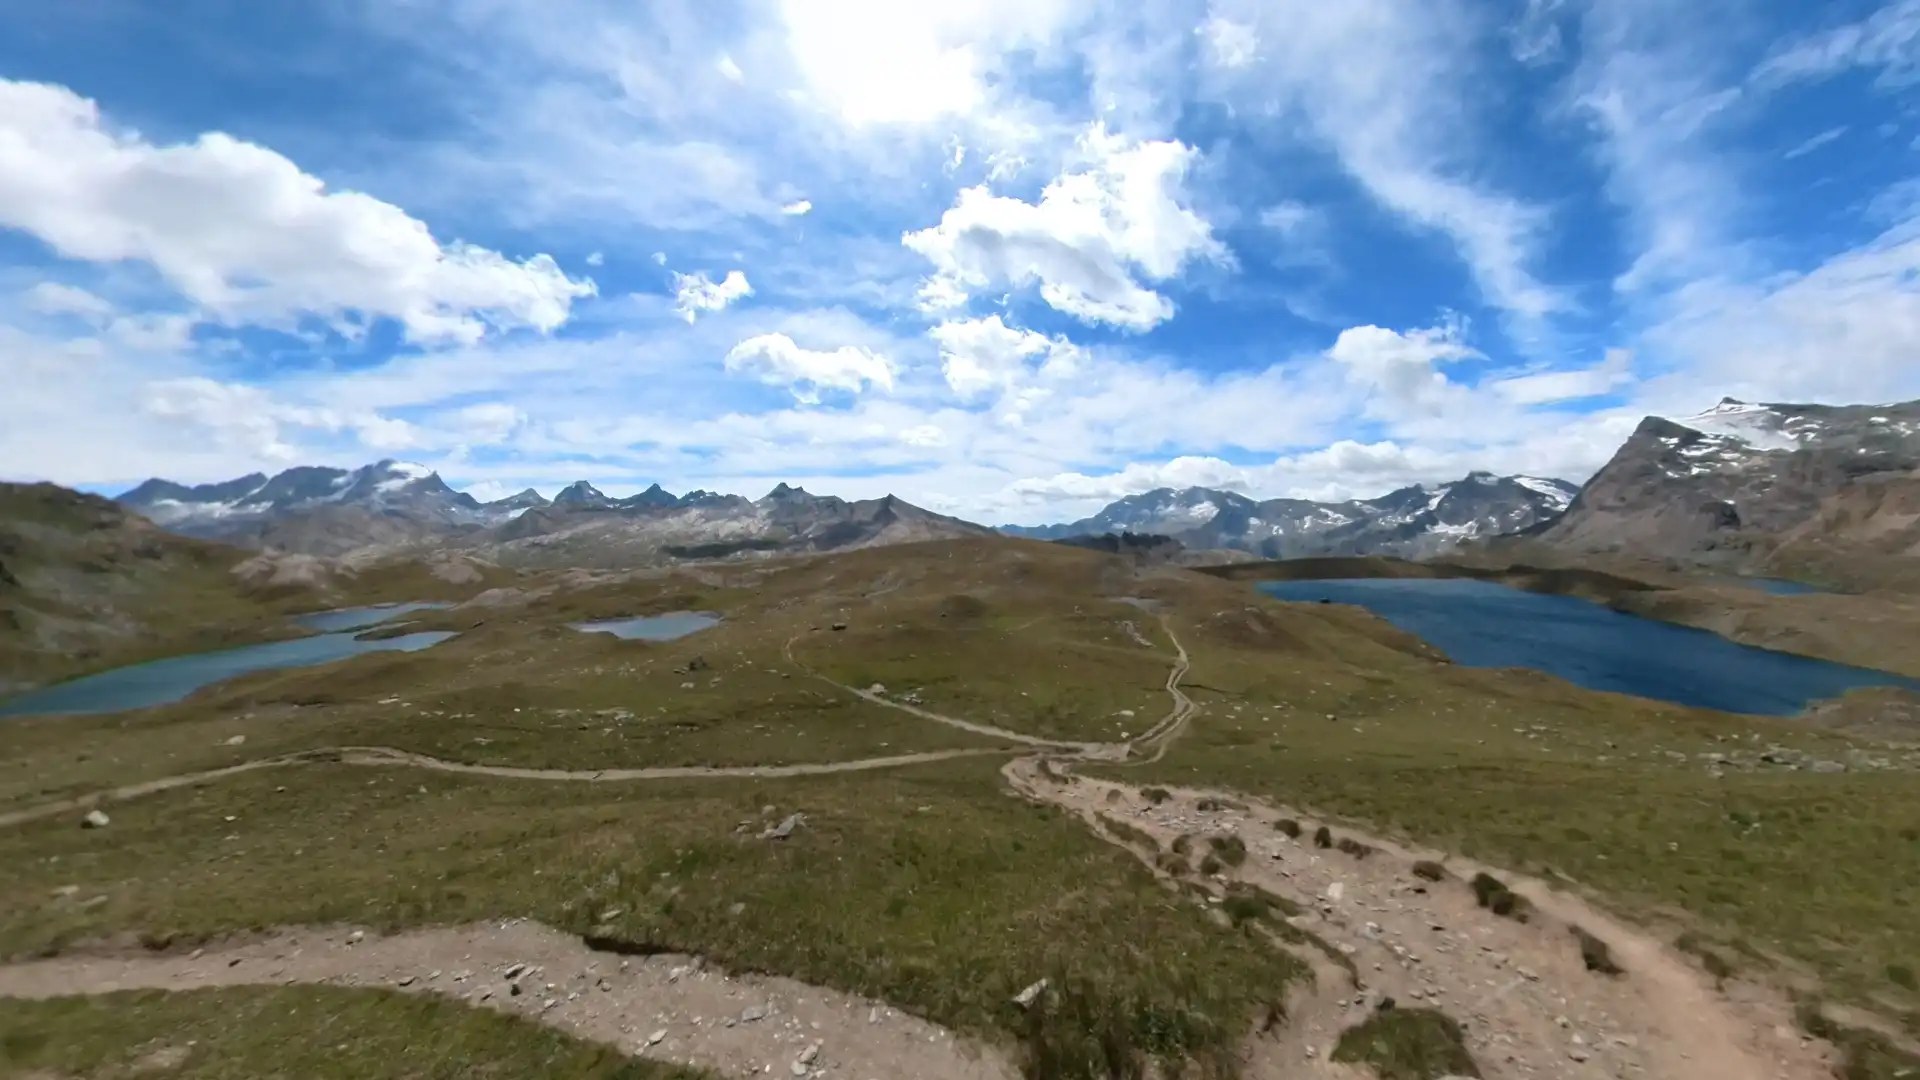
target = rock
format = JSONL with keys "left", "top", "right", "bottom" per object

{"left": 504, "top": 962, "right": 527, "bottom": 980}
{"left": 759, "top": 813, "right": 806, "bottom": 841}
{"left": 1812, "top": 760, "right": 1847, "bottom": 774}
{"left": 1013, "top": 978, "right": 1050, "bottom": 1009}
{"left": 645, "top": 1029, "right": 666, "bottom": 1046}
{"left": 830, "top": 622, "right": 847, "bottom": 631}
{"left": 867, "top": 683, "right": 888, "bottom": 695}
{"left": 790, "top": 1063, "right": 809, "bottom": 1077}
{"left": 1323, "top": 882, "right": 1345, "bottom": 902}
{"left": 346, "top": 930, "right": 365, "bottom": 944}
{"left": 509, "top": 982, "right": 524, "bottom": 997}
{"left": 1569, "top": 1047, "right": 1591, "bottom": 1063}
{"left": 81, "top": 810, "right": 110, "bottom": 829}
{"left": 741, "top": 1004, "right": 768, "bottom": 1023}
{"left": 397, "top": 975, "right": 416, "bottom": 987}
{"left": 224, "top": 735, "right": 246, "bottom": 746}
{"left": 798, "top": 1044, "right": 820, "bottom": 1065}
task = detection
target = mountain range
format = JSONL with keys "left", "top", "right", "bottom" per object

{"left": 103, "top": 394, "right": 1920, "bottom": 576}
{"left": 1001, "top": 472, "right": 1580, "bottom": 558}
{"left": 114, "top": 461, "right": 990, "bottom": 566}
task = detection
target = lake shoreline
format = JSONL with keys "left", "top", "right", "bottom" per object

{"left": 1203, "top": 556, "right": 1920, "bottom": 680}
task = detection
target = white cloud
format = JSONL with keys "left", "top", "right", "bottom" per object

{"left": 780, "top": 199, "right": 813, "bottom": 215}
{"left": 1199, "top": 15, "right": 1259, "bottom": 68}
{"left": 23, "top": 281, "right": 114, "bottom": 319}
{"left": 455, "top": 402, "right": 527, "bottom": 444}
{"left": 929, "top": 314, "right": 1081, "bottom": 400}
{"left": 1490, "top": 348, "right": 1634, "bottom": 405}
{"left": 1753, "top": 0, "right": 1920, "bottom": 90}
{"left": 671, "top": 269, "right": 754, "bottom": 323}
{"left": 723, "top": 332, "right": 897, "bottom": 402}
{"left": 717, "top": 54, "right": 745, "bottom": 83}
{"left": 1326, "top": 322, "right": 1478, "bottom": 416}
{"left": 141, "top": 378, "right": 335, "bottom": 462}
{"left": 652, "top": 252, "right": 668, "bottom": 265}
{"left": 585, "top": 251, "right": 605, "bottom": 266}
{"left": 0, "top": 79, "right": 597, "bottom": 346}
{"left": 1783, "top": 125, "right": 1847, "bottom": 159}
{"left": 903, "top": 124, "right": 1226, "bottom": 330}
{"left": 898, "top": 423, "right": 947, "bottom": 446}
{"left": 1199, "top": 1, "right": 1562, "bottom": 326}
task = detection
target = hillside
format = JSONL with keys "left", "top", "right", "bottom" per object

{"left": 0, "top": 483, "right": 281, "bottom": 693}
{"left": 1534, "top": 398, "right": 1920, "bottom": 587}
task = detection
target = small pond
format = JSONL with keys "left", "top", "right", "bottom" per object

{"left": 1732, "top": 577, "right": 1829, "bottom": 597}
{"left": 569, "top": 611, "right": 721, "bottom": 641}
{"left": 293, "top": 601, "right": 453, "bottom": 633}
{"left": 1260, "top": 577, "right": 1920, "bottom": 716}
{"left": 0, "top": 630, "right": 457, "bottom": 718}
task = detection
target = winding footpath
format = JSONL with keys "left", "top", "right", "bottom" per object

{"left": 0, "top": 614, "right": 1851, "bottom": 1079}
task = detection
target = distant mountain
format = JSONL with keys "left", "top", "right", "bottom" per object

{"left": 1535, "top": 398, "right": 1920, "bottom": 577}
{"left": 1002, "top": 472, "right": 1578, "bottom": 558}
{"left": 115, "top": 462, "right": 990, "bottom": 565}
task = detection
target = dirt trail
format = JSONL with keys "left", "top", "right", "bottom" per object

{"left": 0, "top": 920, "right": 1018, "bottom": 1080}
{"left": 0, "top": 614, "right": 1855, "bottom": 1080}
{"left": 1004, "top": 759, "right": 1837, "bottom": 1080}
{"left": 0, "top": 746, "right": 1017, "bottom": 830}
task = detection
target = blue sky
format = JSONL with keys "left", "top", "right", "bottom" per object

{"left": 3, "top": 0, "right": 1919, "bottom": 524}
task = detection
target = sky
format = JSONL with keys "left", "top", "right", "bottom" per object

{"left": 3, "top": 0, "right": 1919, "bottom": 525}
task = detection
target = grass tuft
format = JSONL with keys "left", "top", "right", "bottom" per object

{"left": 1274, "top": 818, "right": 1301, "bottom": 839}
{"left": 1313, "top": 825, "right": 1333, "bottom": 849}
{"left": 1411, "top": 860, "right": 1447, "bottom": 882}
{"left": 1571, "top": 925, "right": 1624, "bottom": 976}
{"left": 1330, "top": 1007, "right": 1481, "bottom": 1080}
{"left": 1206, "top": 834, "right": 1248, "bottom": 867}
{"left": 1469, "top": 872, "right": 1530, "bottom": 922}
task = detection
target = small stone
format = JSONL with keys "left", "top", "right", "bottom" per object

{"left": 397, "top": 975, "right": 416, "bottom": 987}
{"left": 1569, "top": 1047, "right": 1591, "bottom": 1063}
{"left": 346, "top": 931, "right": 365, "bottom": 944}
{"left": 81, "top": 810, "right": 110, "bottom": 829}
{"left": 1013, "top": 978, "right": 1049, "bottom": 1009}
{"left": 646, "top": 1029, "right": 666, "bottom": 1046}
{"left": 799, "top": 1044, "right": 819, "bottom": 1065}
{"left": 1324, "top": 882, "right": 1345, "bottom": 902}
{"left": 760, "top": 813, "right": 806, "bottom": 841}
{"left": 790, "top": 1064, "right": 808, "bottom": 1077}
{"left": 742, "top": 1004, "right": 769, "bottom": 1023}
{"left": 504, "top": 963, "right": 527, "bottom": 980}
{"left": 224, "top": 735, "right": 246, "bottom": 746}
{"left": 669, "top": 965, "right": 691, "bottom": 982}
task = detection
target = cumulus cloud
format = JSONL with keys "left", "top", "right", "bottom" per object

{"left": 455, "top": 402, "right": 528, "bottom": 444}
{"left": 780, "top": 199, "right": 813, "bottom": 215}
{"left": 930, "top": 315, "right": 1082, "bottom": 400}
{"left": 903, "top": 125, "right": 1226, "bottom": 330}
{"left": 0, "top": 79, "right": 597, "bottom": 346}
{"left": 723, "top": 332, "right": 897, "bottom": 402}
{"left": 1325, "top": 322, "right": 1478, "bottom": 415}
{"left": 671, "top": 270, "right": 754, "bottom": 322}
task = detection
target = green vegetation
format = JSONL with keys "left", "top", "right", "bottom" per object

{"left": 1097, "top": 813, "right": 1159, "bottom": 852}
{"left": 1206, "top": 834, "right": 1247, "bottom": 867}
{"left": 1797, "top": 1002, "right": 1920, "bottom": 1080}
{"left": 1330, "top": 1007, "right": 1480, "bottom": 1080}
{"left": 1469, "top": 873, "right": 1530, "bottom": 921}
{"left": 1312, "top": 825, "right": 1332, "bottom": 849}
{"left": 1411, "top": 860, "right": 1447, "bottom": 882}
{"left": 1336, "top": 837, "right": 1374, "bottom": 859}
{"left": 0, "top": 985, "right": 709, "bottom": 1079}
{"left": 1113, "top": 599, "right": 1920, "bottom": 1011}
{"left": 0, "top": 757, "right": 1301, "bottom": 1078}
{"left": 1274, "top": 818, "right": 1301, "bottom": 839}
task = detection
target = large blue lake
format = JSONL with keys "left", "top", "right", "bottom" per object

{"left": 1260, "top": 577, "right": 1920, "bottom": 715}
{"left": 0, "top": 602, "right": 458, "bottom": 719}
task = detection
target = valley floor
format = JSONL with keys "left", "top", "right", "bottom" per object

{"left": 4, "top": 538, "right": 1919, "bottom": 1080}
